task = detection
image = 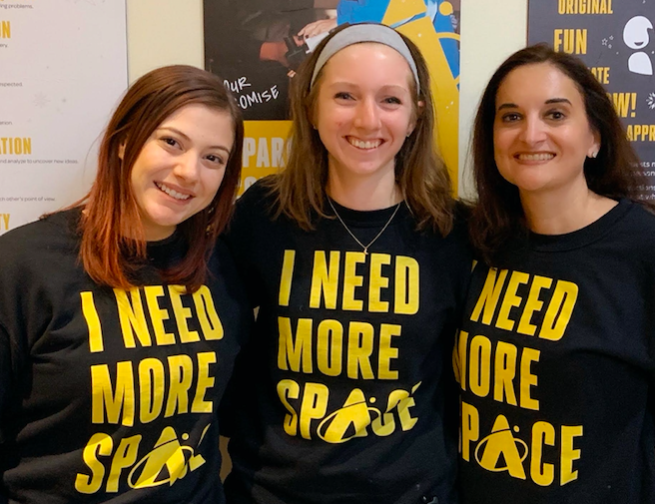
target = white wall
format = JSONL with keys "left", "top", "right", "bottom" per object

{"left": 125, "top": 0, "right": 530, "bottom": 197}
{"left": 458, "top": 0, "right": 528, "bottom": 197}
{"left": 126, "top": 0, "right": 204, "bottom": 82}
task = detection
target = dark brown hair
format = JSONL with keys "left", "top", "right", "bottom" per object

{"left": 266, "top": 23, "right": 454, "bottom": 236}
{"left": 469, "top": 43, "right": 650, "bottom": 264}
{"left": 79, "top": 65, "right": 243, "bottom": 291}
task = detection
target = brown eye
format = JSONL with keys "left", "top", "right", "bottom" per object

{"left": 501, "top": 112, "right": 521, "bottom": 123}
{"left": 162, "top": 137, "right": 180, "bottom": 148}
{"left": 206, "top": 154, "right": 226, "bottom": 166}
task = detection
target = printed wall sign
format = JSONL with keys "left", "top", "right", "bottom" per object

{"left": 204, "top": 0, "right": 461, "bottom": 192}
{"left": 0, "top": 0, "right": 128, "bottom": 234}
{"left": 529, "top": 0, "right": 655, "bottom": 198}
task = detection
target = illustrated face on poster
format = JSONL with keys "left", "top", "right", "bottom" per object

{"left": 528, "top": 0, "right": 655, "bottom": 197}
{"left": 203, "top": 0, "right": 461, "bottom": 192}
{"left": 623, "top": 16, "right": 654, "bottom": 75}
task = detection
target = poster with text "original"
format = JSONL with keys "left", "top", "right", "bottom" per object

{"left": 528, "top": 0, "right": 655, "bottom": 198}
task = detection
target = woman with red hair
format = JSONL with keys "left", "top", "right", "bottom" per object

{"left": 0, "top": 65, "right": 251, "bottom": 503}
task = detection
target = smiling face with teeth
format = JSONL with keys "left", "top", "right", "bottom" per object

{"left": 128, "top": 104, "right": 234, "bottom": 241}
{"left": 313, "top": 42, "right": 417, "bottom": 193}
{"left": 493, "top": 62, "right": 600, "bottom": 198}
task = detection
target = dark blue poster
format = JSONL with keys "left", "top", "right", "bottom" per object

{"left": 529, "top": 0, "right": 655, "bottom": 197}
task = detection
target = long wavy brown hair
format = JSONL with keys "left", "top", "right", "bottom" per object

{"left": 469, "top": 43, "right": 652, "bottom": 265}
{"left": 78, "top": 65, "right": 243, "bottom": 291}
{"left": 265, "top": 23, "right": 455, "bottom": 236}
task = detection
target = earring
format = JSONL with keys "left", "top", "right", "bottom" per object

{"left": 589, "top": 149, "right": 599, "bottom": 159}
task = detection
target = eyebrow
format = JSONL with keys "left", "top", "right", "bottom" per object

{"left": 497, "top": 97, "right": 572, "bottom": 110}
{"left": 157, "top": 126, "right": 232, "bottom": 154}
{"left": 327, "top": 82, "right": 410, "bottom": 93}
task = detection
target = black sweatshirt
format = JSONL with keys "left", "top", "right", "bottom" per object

{"left": 457, "top": 199, "right": 655, "bottom": 504}
{"left": 0, "top": 208, "right": 251, "bottom": 503}
{"left": 223, "top": 180, "right": 471, "bottom": 504}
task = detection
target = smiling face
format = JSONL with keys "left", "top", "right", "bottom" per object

{"left": 129, "top": 103, "right": 234, "bottom": 241}
{"left": 493, "top": 62, "right": 600, "bottom": 196}
{"left": 623, "top": 16, "right": 653, "bottom": 49}
{"left": 313, "top": 42, "right": 416, "bottom": 185}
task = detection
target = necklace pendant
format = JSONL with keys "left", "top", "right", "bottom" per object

{"left": 363, "top": 248, "right": 369, "bottom": 256}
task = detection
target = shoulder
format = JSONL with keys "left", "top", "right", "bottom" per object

{"left": 0, "top": 210, "right": 83, "bottom": 324}
{"left": 449, "top": 200, "right": 472, "bottom": 239}
{"left": 606, "top": 200, "right": 655, "bottom": 261}
{"left": 209, "top": 238, "right": 248, "bottom": 289}
{"left": 622, "top": 199, "right": 655, "bottom": 225}
{"left": 453, "top": 199, "right": 473, "bottom": 225}
{"left": 227, "top": 177, "right": 282, "bottom": 244}
{"left": 235, "top": 176, "right": 278, "bottom": 214}
{"left": 611, "top": 199, "right": 655, "bottom": 242}
{"left": 207, "top": 237, "right": 253, "bottom": 316}
{"left": 404, "top": 203, "right": 473, "bottom": 272}
{"left": 0, "top": 209, "right": 80, "bottom": 265}
{"left": 211, "top": 236, "right": 239, "bottom": 271}
{"left": 434, "top": 200, "right": 473, "bottom": 257}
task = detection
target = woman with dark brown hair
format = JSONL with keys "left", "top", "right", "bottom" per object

{"left": 223, "top": 23, "right": 470, "bottom": 504}
{"left": 0, "top": 65, "right": 251, "bottom": 503}
{"left": 457, "top": 44, "right": 655, "bottom": 503}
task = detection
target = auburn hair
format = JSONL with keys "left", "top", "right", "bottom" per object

{"left": 78, "top": 65, "right": 243, "bottom": 291}
{"left": 265, "top": 23, "right": 455, "bottom": 236}
{"left": 469, "top": 43, "right": 652, "bottom": 264}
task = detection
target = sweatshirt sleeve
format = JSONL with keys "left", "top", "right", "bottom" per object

{"left": 0, "top": 323, "right": 12, "bottom": 503}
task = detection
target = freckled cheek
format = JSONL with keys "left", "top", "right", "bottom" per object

{"left": 391, "top": 111, "right": 412, "bottom": 130}
{"left": 202, "top": 169, "right": 225, "bottom": 191}
{"left": 133, "top": 153, "right": 163, "bottom": 180}
{"left": 324, "top": 107, "right": 353, "bottom": 129}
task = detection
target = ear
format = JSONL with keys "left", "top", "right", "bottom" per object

{"left": 407, "top": 100, "right": 425, "bottom": 137}
{"left": 587, "top": 130, "right": 601, "bottom": 158}
{"left": 308, "top": 106, "right": 318, "bottom": 131}
{"left": 118, "top": 141, "right": 126, "bottom": 160}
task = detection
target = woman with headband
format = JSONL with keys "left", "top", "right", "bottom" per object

{"left": 223, "top": 23, "right": 470, "bottom": 504}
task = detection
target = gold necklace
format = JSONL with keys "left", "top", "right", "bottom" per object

{"left": 327, "top": 198, "right": 402, "bottom": 256}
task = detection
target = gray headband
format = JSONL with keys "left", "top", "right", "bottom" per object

{"left": 309, "top": 24, "right": 420, "bottom": 93}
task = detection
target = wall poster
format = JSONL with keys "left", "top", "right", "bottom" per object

{"left": 0, "top": 0, "right": 128, "bottom": 235}
{"left": 204, "top": 0, "right": 461, "bottom": 193}
{"left": 528, "top": 0, "right": 655, "bottom": 198}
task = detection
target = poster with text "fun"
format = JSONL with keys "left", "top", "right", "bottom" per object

{"left": 528, "top": 0, "right": 655, "bottom": 198}
{"left": 0, "top": 0, "right": 128, "bottom": 234}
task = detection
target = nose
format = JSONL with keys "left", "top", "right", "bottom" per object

{"left": 353, "top": 97, "right": 381, "bottom": 131}
{"left": 172, "top": 151, "right": 200, "bottom": 183}
{"left": 518, "top": 116, "right": 547, "bottom": 145}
